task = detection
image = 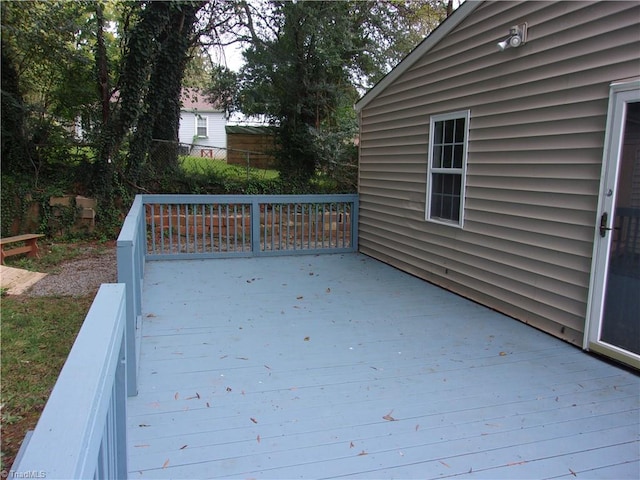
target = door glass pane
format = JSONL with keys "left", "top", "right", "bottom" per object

{"left": 600, "top": 101, "right": 640, "bottom": 354}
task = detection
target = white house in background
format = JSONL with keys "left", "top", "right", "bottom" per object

{"left": 179, "top": 88, "right": 227, "bottom": 157}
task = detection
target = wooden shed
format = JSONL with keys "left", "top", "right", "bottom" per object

{"left": 225, "top": 125, "right": 278, "bottom": 169}
{"left": 355, "top": 0, "right": 640, "bottom": 369}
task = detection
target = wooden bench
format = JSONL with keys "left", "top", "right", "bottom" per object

{"left": 0, "top": 234, "right": 45, "bottom": 264}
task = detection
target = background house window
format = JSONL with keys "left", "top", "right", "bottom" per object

{"left": 426, "top": 110, "right": 470, "bottom": 226}
{"left": 196, "top": 115, "right": 208, "bottom": 137}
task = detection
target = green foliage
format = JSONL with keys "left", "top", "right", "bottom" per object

{"left": 349, "top": 0, "right": 449, "bottom": 82}
{"left": 1, "top": 1, "right": 113, "bottom": 135}
{"left": 170, "top": 156, "right": 281, "bottom": 194}
{"left": 1, "top": 0, "right": 124, "bottom": 236}
{"left": 229, "top": 0, "right": 447, "bottom": 187}
{"left": 236, "top": 1, "right": 358, "bottom": 184}
{"left": 0, "top": 175, "right": 33, "bottom": 237}
{"left": 206, "top": 64, "right": 239, "bottom": 117}
{"left": 42, "top": 202, "right": 77, "bottom": 239}
{"left": 1, "top": 38, "right": 32, "bottom": 180}
{"left": 0, "top": 174, "right": 94, "bottom": 239}
{"left": 134, "top": 153, "right": 349, "bottom": 196}
{"left": 310, "top": 128, "right": 359, "bottom": 192}
{"left": 1, "top": 295, "right": 90, "bottom": 412}
{"left": 96, "top": 1, "right": 206, "bottom": 197}
{"left": 183, "top": 47, "right": 216, "bottom": 89}
{"left": 0, "top": 0, "right": 447, "bottom": 236}
{"left": 180, "top": 156, "right": 279, "bottom": 180}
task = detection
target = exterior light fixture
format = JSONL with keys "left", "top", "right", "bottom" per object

{"left": 497, "top": 23, "right": 527, "bottom": 51}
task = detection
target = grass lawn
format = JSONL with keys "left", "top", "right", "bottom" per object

{"left": 180, "top": 155, "right": 279, "bottom": 181}
{"left": 179, "top": 156, "right": 355, "bottom": 193}
{"left": 0, "top": 241, "right": 108, "bottom": 471}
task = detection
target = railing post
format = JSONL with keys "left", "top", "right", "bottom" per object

{"left": 114, "top": 337, "right": 128, "bottom": 479}
{"left": 117, "top": 238, "right": 138, "bottom": 397}
{"left": 351, "top": 195, "right": 359, "bottom": 252}
{"left": 251, "top": 196, "right": 261, "bottom": 255}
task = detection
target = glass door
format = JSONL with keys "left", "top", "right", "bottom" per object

{"left": 586, "top": 80, "right": 640, "bottom": 370}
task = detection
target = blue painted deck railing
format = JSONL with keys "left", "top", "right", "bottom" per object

{"left": 117, "top": 193, "right": 357, "bottom": 394}
{"left": 117, "top": 195, "right": 147, "bottom": 397}
{"left": 11, "top": 284, "right": 128, "bottom": 480}
{"left": 13, "top": 194, "right": 358, "bottom": 480}
{"left": 143, "top": 194, "right": 359, "bottom": 259}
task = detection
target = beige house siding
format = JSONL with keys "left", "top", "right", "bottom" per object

{"left": 357, "top": 1, "right": 640, "bottom": 345}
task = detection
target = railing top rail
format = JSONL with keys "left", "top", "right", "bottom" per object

{"left": 117, "top": 195, "right": 144, "bottom": 245}
{"left": 12, "top": 284, "right": 127, "bottom": 479}
{"left": 140, "top": 193, "right": 358, "bottom": 205}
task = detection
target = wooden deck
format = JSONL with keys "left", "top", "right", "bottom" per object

{"left": 127, "top": 253, "right": 639, "bottom": 479}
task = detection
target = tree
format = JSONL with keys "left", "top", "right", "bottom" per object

{"left": 123, "top": 1, "right": 205, "bottom": 186}
{"left": 93, "top": 0, "right": 206, "bottom": 199}
{"left": 222, "top": 0, "right": 447, "bottom": 186}
{"left": 183, "top": 48, "right": 216, "bottom": 89}
{"left": 1, "top": 1, "right": 109, "bottom": 184}
{"left": 1, "top": 1, "right": 121, "bottom": 235}
{"left": 1, "top": 37, "right": 32, "bottom": 179}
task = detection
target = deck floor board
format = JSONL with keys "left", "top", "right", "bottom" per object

{"left": 127, "top": 254, "right": 639, "bottom": 479}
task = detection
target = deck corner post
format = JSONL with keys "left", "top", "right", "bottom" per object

{"left": 251, "top": 196, "right": 261, "bottom": 255}
{"left": 117, "top": 195, "right": 145, "bottom": 397}
{"left": 351, "top": 195, "right": 359, "bottom": 252}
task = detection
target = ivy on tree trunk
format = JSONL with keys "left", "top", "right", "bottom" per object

{"left": 94, "top": 1, "right": 204, "bottom": 198}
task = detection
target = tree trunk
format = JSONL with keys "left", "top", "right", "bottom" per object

{"left": 96, "top": 3, "right": 110, "bottom": 125}
{"left": 125, "top": 2, "right": 203, "bottom": 188}
{"left": 0, "top": 41, "right": 33, "bottom": 179}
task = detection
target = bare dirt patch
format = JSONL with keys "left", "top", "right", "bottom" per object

{"left": 26, "top": 243, "right": 117, "bottom": 297}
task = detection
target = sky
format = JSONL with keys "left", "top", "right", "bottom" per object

{"left": 223, "top": 43, "right": 245, "bottom": 72}
{"left": 217, "top": 0, "right": 466, "bottom": 73}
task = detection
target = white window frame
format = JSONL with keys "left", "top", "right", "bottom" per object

{"left": 195, "top": 114, "right": 208, "bottom": 138}
{"left": 426, "top": 110, "right": 470, "bottom": 228}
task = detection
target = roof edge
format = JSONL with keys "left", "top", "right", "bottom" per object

{"left": 180, "top": 87, "right": 224, "bottom": 112}
{"left": 355, "top": 0, "right": 482, "bottom": 113}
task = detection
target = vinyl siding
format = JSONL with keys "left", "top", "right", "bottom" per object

{"left": 357, "top": 0, "right": 640, "bottom": 345}
{"left": 178, "top": 111, "right": 227, "bottom": 149}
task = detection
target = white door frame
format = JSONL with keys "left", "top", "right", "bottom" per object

{"left": 584, "top": 78, "right": 640, "bottom": 370}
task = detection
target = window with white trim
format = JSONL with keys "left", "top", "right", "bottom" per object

{"left": 426, "top": 110, "right": 470, "bottom": 227}
{"left": 196, "top": 115, "right": 208, "bottom": 137}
